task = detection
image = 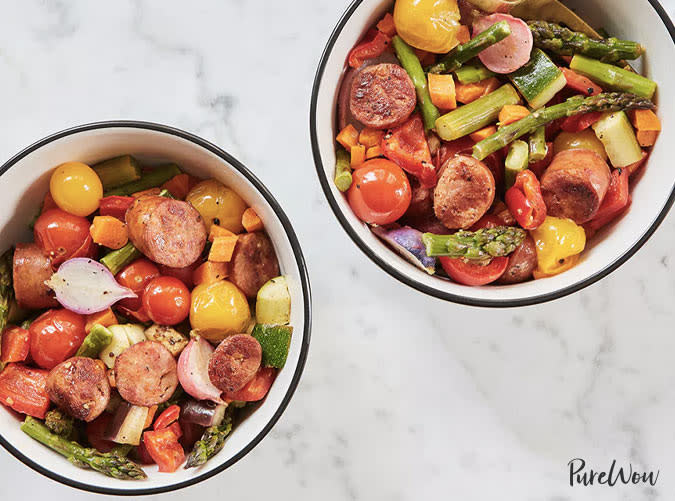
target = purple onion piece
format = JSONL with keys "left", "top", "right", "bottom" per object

{"left": 373, "top": 226, "right": 437, "bottom": 274}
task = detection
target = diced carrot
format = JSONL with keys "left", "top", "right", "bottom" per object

{"left": 455, "top": 77, "right": 500, "bottom": 104}
{"left": 359, "top": 128, "right": 385, "bottom": 148}
{"left": 499, "top": 105, "right": 530, "bottom": 126}
{"left": 636, "top": 130, "right": 659, "bottom": 147}
{"left": 208, "top": 224, "right": 236, "bottom": 242}
{"left": 144, "top": 406, "right": 158, "bottom": 430}
{"left": 85, "top": 308, "right": 118, "bottom": 333}
{"left": 242, "top": 208, "right": 264, "bottom": 233}
{"left": 630, "top": 109, "right": 661, "bottom": 132}
{"left": 366, "top": 145, "right": 383, "bottom": 159}
{"left": 351, "top": 144, "right": 366, "bottom": 167}
{"left": 208, "top": 235, "right": 239, "bottom": 263}
{"left": 376, "top": 12, "right": 396, "bottom": 37}
{"left": 336, "top": 125, "right": 360, "bottom": 152}
{"left": 161, "top": 173, "right": 191, "bottom": 200}
{"left": 428, "top": 73, "right": 457, "bottom": 110}
{"left": 132, "top": 187, "right": 162, "bottom": 198}
{"left": 470, "top": 125, "right": 498, "bottom": 142}
{"left": 193, "top": 261, "right": 229, "bottom": 286}
{"left": 457, "top": 25, "right": 471, "bottom": 44}
{"left": 89, "top": 216, "right": 128, "bottom": 250}
{"left": 414, "top": 49, "right": 436, "bottom": 68}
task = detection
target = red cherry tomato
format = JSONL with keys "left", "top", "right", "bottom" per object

{"left": 29, "top": 309, "right": 86, "bottom": 370}
{"left": 347, "top": 158, "right": 412, "bottom": 225}
{"left": 224, "top": 367, "right": 277, "bottom": 402}
{"left": 439, "top": 256, "right": 509, "bottom": 286}
{"left": 157, "top": 263, "right": 198, "bottom": 289}
{"left": 86, "top": 413, "right": 115, "bottom": 453}
{"left": 116, "top": 259, "right": 160, "bottom": 311}
{"left": 34, "top": 208, "right": 95, "bottom": 266}
{"left": 142, "top": 277, "right": 190, "bottom": 326}
{"left": 470, "top": 214, "right": 504, "bottom": 231}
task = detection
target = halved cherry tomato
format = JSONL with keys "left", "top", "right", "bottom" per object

{"left": 157, "top": 263, "right": 198, "bottom": 289}
{"left": 116, "top": 259, "right": 160, "bottom": 311}
{"left": 586, "top": 168, "right": 631, "bottom": 231}
{"left": 560, "top": 112, "right": 604, "bottom": 133}
{"left": 225, "top": 367, "right": 277, "bottom": 402}
{"left": 86, "top": 413, "right": 115, "bottom": 453}
{"left": 561, "top": 67, "right": 602, "bottom": 97}
{"left": 34, "top": 208, "right": 96, "bottom": 266}
{"left": 505, "top": 170, "right": 547, "bottom": 230}
{"left": 439, "top": 256, "right": 509, "bottom": 286}
{"left": 0, "top": 363, "right": 50, "bottom": 418}
{"left": 347, "top": 158, "right": 412, "bottom": 225}
{"left": 1, "top": 326, "right": 30, "bottom": 363}
{"left": 470, "top": 214, "right": 504, "bottom": 231}
{"left": 29, "top": 309, "right": 86, "bottom": 370}
{"left": 99, "top": 196, "right": 134, "bottom": 221}
{"left": 348, "top": 29, "right": 391, "bottom": 68}
{"left": 382, "top": 115, "right": 436, "bottom": 188}
{"left": 142, "top": 277, "right": 190, "bottom": 326}
{"left": 154, "top": 405, "right": 181, "bottom": 431}
{"left": 142, "top": 426, "right": 185, "bottom": 472}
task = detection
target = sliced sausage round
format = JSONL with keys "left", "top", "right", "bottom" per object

{"left": 474, "top": 14, "right": 533, "bottom": 74}
{"left": 495, "top": 234, "right": 538, "bottom": 285}
{"left": 13, "top": 243, "right": 58, "bottom": 310}
{"left": 540, "top": 149, "right": 611, "bottom": 224}
{"left": 434, "top": 155, "right": 496, "bottom": 230}
{"left": 230, "top": 232, "right": 280, "bottom": 298}
{"left": 208, "top": 334, "right": 262, "bottom": 393}
{"left": 125, "top": 195, "right": 207, "bottom": 268}
{"left": 47, "top": 357, "right": 110, "bottom": 422}
{"left": 114, "top": 341, "right": 178, "bottom": 407}
{"left": 349, "top": 63, "right": 416, "bottom": 130}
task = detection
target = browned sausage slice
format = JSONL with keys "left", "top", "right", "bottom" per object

{"left": 230, "top": 233, "right": 280, "bottom": 299}
{"left": 47, "top": 357, "right": 110, "bottom": 422}
{"left": 13, "top": 243, "right": 59, "bottom": 310}
{"left": 495, "top": 234, "right": 538, "bottom": 285}
{"left": 114, "top": 341, "right": 178, "bottom": 407}
{"left": 349, "top": 63, "right": 416, "bottom": 130}
{"left": 433, "top": 155, "right": 496, "bottom": 230}
{"left": 540, "top": 149, "right": 611, "bottom": 224}
{"left": 125, "top": 196, "right": 207, "bottom": 268}
{"left": 208, "top": 334, "right": 262, "bottom": 393}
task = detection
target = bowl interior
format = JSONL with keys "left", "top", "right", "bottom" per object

{"left": 0, "top": 124, "right": 309, "bottom": 493}
{"left": 312, "top": 0, "right": 675, "bottom": 306}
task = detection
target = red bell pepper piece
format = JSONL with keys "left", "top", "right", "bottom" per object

{"left": 560, "top": 111, "right": 604, "bottom": 133}
{"left": 225, "top": 367, "right": 277, "bottom": 402}
{"left": 561, "top": 67, "right": 602, "bottom": 97}
{"left": 348, "top": 29, "right": 391, "bottom": 69}
{"left": 154, "top": 404, "right": 181, "bottom": 431}
{"left": 99, "top": 196, "right": 135, "bottom": 221}
{"left": 586, "top": 168, "right": 631, "bottom": 231}
{"left": 382, "top": 115, "right": 436, "bottom": 188}
{"left": 1, "top": 326, "right": 30, "bottom": 363}
{"left": 505, "top": 170, "right": 547, "bottom": 230}
{"left": 0, "top": 363, "right": 50, "bottom": 418}
{"left": 142, "top": 424, "right": 185, "bottom": 472}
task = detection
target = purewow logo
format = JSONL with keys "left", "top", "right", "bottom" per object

{"left": 568, "top": 458, "right": 659, "bottom": 487}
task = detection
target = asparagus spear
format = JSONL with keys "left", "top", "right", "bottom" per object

{"left": 392, "top": 36, "right": 440, "bottom": 131}
{"left": 44, "top": 409, "right": 75, "bottom": 438}
{"left": 429, "top": 21, "right": 512, "bottom": 74}
{"left": 21, "top": 416, "right": 147, "bottom": 480}
{"left": 100, "top": 242, "right": 141, "bottom": 276}
{"left": 505, "top": 140, "right": 529, "bottom": 189}
{"left": 454, "top": 62, "right": 496, "bottom": 84}
{"left": 422, "top": 227, "right": 527, "bottom": 259}
{"left": 76, "top": 324, "right": 114, "bottom": 358}
{"left": 104, "top": 163, "right": 181, "bottom": 197}
{"left": 528, "top": 126, "right": 548, "bottom": 163}
{"left": 184, "top": 415, "right": 233, "bottom": 468}
{"left": 472, "top": 92, "right": 655, "bottom": 160}
{"left": 569, "top": 55, "right": 657, "bottom": 99}
{"left": 334, "top": 148, "right": 352, "bottom": 192}
{"left": 528, "top": 21, "right": 644, "bottom": 63}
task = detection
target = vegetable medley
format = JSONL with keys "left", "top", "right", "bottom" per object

{"left": 0, "top": 155, "right": 294, "bottom": 478}
{"left": 334, "top": 0, "right": 660, "bottom": 286}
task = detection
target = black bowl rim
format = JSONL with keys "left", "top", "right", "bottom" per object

{"left": 0, "top": 120, "right": 312, "bottom": 495}
{"left": 310, "top": 0, "right": 675, "bottom": 308}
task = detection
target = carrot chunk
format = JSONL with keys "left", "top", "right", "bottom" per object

{"left": 85, "top": 308, "right": 118, "bottom": 333}
{"left": 366, "top": 145, "right": 383, "bottom": 159}
{"left": 208, "top": 236, "right": 239, "bottom": 263}
{"left": 499, "top": 105, "right": 530, "bottom": 126}
{"left": 242, "top": 208, "right": 264, "bottom": 233}
{"left": 470, "top": 125, "right": 498, "bottom": 142}
{"left": 336, "top": 125, "right": 360, "bottom": 152}
{"left": 193, "top": 261, "right": 229, "bottom": 286}
{"left": 428, "top": 73, "right": 457, "bottom": 110}
{"left": 209, "top": 224, "right": 236, "bottom": 242}
{"left": 90, "top": 216, "right": 128, "bottom": 250}
{"left": 376, "top": 12, "right": 396, "bottom": 37}
{"left": 161, "top": 173, "right": 191, "bottom": 200}
{"left": 359, "top": 128, "right": 385, "bottom": 148}
{"left": 351, "top": 144, "right": 366, "bottom": 167}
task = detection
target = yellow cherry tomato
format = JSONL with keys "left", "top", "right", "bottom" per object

{"left": 186, "top": 179, "right": 247, "bottom": 233}
{"left": 189, "top": 280, "right": 251, "bottom": 342}
{"left": 49, "top": 162, "right": 103, "bottom": 217}
{"left": 394, "top": 0, "right": 461, "bottom": 54}
{"left": 553, "top": 129, "right": 608, "bottom": 161}
{"left": 530, "top": 216, "right": 586, "bottom": 276}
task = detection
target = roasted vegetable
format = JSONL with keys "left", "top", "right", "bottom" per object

{"left": 76, "top": 324, "right": 114, "bottom": 358}
{"left": 44, "top": 409, "right": 75, "bottom": 437}
{"left": 106, "top": 402, "right": 152, "bottom": 446}
{"left": 104, "top": 164, "right": 182, "bottom": 197}
{"left": 569, "top": 55, "right": 656, "bottom": 99}
{"left": 92, "top": 155, "right": 142, "bottom": 190}
{"left": 100, "top": 242, "right": 142, "bottom": 276}
{"left": 422, "top": 227, "right": 527, "bottom": 259}
{"left": 592, "top": 111, "right": 643, "bottom": 167}
{"left": 508, "top": 48, "right": 566, "bottom": 109}
{"left": 255, "top": 276, "right": 291, "bottom": 325}
{"left": 372, "top": 226, "right": 436, "bottom": 274}
{"left": 184, "top": 414, "right": 233, "bottom": 469}
{"left": 334, "top": 148, "right": 352, "bottom": 192}
{"left": 252, "top": 324, "right": 293, "bottom": 369}
{"left": 144, "top": 324, "right": 188, "bottom": 357}
{"left": 180, "top": 399, "right": 227, "bottom": 427}
{"left": 504, "top": 140, "right": 529, "bottom": 189}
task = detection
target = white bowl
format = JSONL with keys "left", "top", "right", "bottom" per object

{"left": 0, "top": 122, "right": 311, "bottom": 494}
{"left": 311, "top": 0, "right": 675, "bottom": 307}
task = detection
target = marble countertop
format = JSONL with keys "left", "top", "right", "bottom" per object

{"left": 1, "top": 1, "right": 674, "bottom": 499}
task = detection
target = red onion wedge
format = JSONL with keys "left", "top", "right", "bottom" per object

{"left": 45, "top": 257, "right": 136, "bottom": 314}
{"left": 373, "top": 226, "right": 437, "bottom": 275}
{"left": 178, "top": 336, "right": 225, "bottom": 404}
